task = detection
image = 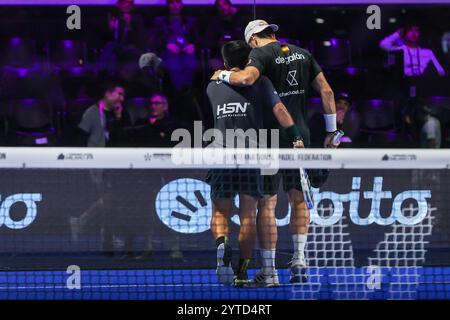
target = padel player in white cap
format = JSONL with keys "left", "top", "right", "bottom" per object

{"left": 212, "top": 19, "right": 341, "bottom": 286}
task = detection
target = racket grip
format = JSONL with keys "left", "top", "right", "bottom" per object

{"left": 332, "top": 130, "right": 344, "bottom": 146}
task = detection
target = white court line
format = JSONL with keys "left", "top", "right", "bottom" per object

{"left": 1, "top": 281, "right": 448, "bottom": 291}
{"left": 0, "top": 283, "right": 299, "bottom": 290}
{"left": 0, "top": 283, "right": 224, "bottom": 290}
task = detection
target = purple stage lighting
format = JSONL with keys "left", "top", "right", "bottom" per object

{"left": 1, "top": 0, "right": 449, "bottom": 5}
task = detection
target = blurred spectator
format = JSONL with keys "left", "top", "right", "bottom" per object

{"left": 442, "top": 32, "right": 450, "bottom": 54}
{"left": 380, "top": 25, "right": 446, "bottom": 77}
{"left": 127, "top": 93, "right": 183, "bottom": 260}
{"left": 404, "top": 99, "right": 441, "bottom": 148}
{"left": 73, "top": 80, "right": 135, "bottom": 258}
{"left": 419, "top": 105, "right": 441, "bottom": 149}
{"left": 409, "top": 101, "right": 442, "bottom": 189}
{"left": 309, "top": 92, "right": 360, "bottom": 147}
{"left": 335, "top": 93, "right": 361, "bottom": 145}
{"left": 151, "top": 0, "right": 199, "bottom": 56}
{"left": 131, "top": 92, "right": 180, "bottom": 147}
{"left": 98, "top": 0, "right": 148, "bottom": 75}
{"left": 442, "top": 31, "right": 450, "bottom": 66}
{"left": 151, "top": 0, "right": 202, "bottom": 125}
{"left": 116, "top": 50, "right": 161, "bottom": 97}
{"left": 152, "top": 0, "right": 199, "bottom": 89}
{"left": 78, "top": 80, "right": 130, "bottom": 147}
{"left": 138, "top": 52, "right": 164, "bottom": 92}
{"left": 105, "top": 0, "right": 148, "bottom": 50}
{"left": 204, "top": 0, "right": 243, "bottom": 70}
{"left": 380, "top": 25, "right": 446, "bottom": 133}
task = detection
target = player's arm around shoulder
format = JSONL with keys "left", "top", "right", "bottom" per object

{"left": 211, "top": 66, "right": 260, "bottom": 87}
{"left": 231, "top": 66, "right": 260, "bottom": 86}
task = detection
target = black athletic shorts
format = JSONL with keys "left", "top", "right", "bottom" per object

{"left": 263, "top": 135, "right": 331, "bottom": 194}
{"left": 263, "top": 168, "right": 330, "bottom": 194}
{"left": 206, "top": 169, "right": 264, "bottom": 201}
{"left": 262, "top": 169, "right": 303, "bottom": 195}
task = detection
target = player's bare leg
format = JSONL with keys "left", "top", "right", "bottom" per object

{"left": 211, "top": 199, "right": 232, "bottom": 239}
{"left": 234, "top": 194, "right": 258, "bottom": 287}
{"left": 257, "top": 195, "right": 278, "bottom": 256}
{"left": 249, "top": 194, "right": 280, "bottom": 287}
{"left": 211, "top": 199, "right": 234, "bottom": 285}
{"left": 288, "top": 189, "right": 310, "bottom": 283}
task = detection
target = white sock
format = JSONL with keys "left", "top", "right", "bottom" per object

{"left": 292, "top": 234, "right": 307, "bottom": 261}
{"left": 216, "top": 243, "right": 225, "bottom": 266}
{"left": 260, "top": 249, "right": 276, "bottom": 275}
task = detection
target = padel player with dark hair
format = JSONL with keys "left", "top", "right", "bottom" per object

{"left": 207, "top": 40, "right": 303, "bottom": 287}
{"left": 212, "top": 20, "right": 341, "bottom": 285}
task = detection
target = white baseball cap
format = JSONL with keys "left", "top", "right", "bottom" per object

{"left": 244, "top": 19, "right": 279, "bottom": 44}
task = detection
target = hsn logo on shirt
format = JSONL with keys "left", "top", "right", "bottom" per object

{"left": 216, "top": 102, "right": 249, "bottom": 119}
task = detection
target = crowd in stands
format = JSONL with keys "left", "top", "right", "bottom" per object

{"left": 0, "top": 0, "right": 449, "bottom": 149}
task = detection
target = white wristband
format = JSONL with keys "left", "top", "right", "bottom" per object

{"left": 219, "top": 71, "right": 232, "bottom": 84}
{"left": 323, "top": 113, "right": 337, "bottom": 132}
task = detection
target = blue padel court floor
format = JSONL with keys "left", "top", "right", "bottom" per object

{"left": 0, "top": 267, "right": 449, "bottom": 300}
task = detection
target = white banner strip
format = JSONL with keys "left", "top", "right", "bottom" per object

{"left": 0, "top": 148, "right": 449, "bottom": 170}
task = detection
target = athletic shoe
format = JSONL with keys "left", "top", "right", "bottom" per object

{"left": 216, "top": 242, "right": 234, "bottom": 285}
{"left": 170, "top": 249, "right": 183, "bottom": 260}
{"left": 119, "top": 251, "right": 134, "bottom": 260}
{"left": 248, "top": 269, "right": 280, "bottom": 288}
{"left": 289, "top": 257, "right": 308, "bottom": 284}
{"left": 134, "top": 250, "right": 153, "bottom": 260}
{"left": 233, "top": 270, "right": 249, "bottom": 288}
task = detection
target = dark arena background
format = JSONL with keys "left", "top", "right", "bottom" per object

{"left": 0, "top": 0, "right": 450, "bottom": 306}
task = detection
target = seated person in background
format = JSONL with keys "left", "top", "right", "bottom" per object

{"left": 106, "top": 0, "right": 147, "bottom": 49}
{"left": 419, "top": 105, "right": 441, "bottom": 149}
{"left": 404, "top": 99, "right": 441, "bottom": 148}
{"left": 151, "top": 0, "right": 199, "bottom": 89}
{"left": 130, "top": 92, "right": 179, "bottom": 147}
{"left": 334, "top": 93, "right": 360, "bottom": 145}
{"left": 204, "top": 0, "right": 244, "bottom": 70}
{"left": 151, "top": 0, "right": 201, "bottom": 125}
{"left": 128, "top": 92, "right": 183, "bottom": 260}
{"left": 116, "top": 50, "right": 159, "bottom": 97}
{"left": 151, "top": 0, "right": 199, "bottom": 56}
{"left": 380, "top": 24, "right": 446, "bottom": 77}
{"left": 408, "top": 101, "right": 442, "bottom": 195}
{"left": 442, "top": 31, "right": 450, "bottom": 66}
{"left": 99, "top": 0, "right": 148, "bottom": 74}
{"left": 442, "top": 31, "right": 450, "bottom": 54}
{"left": 78, "top": 80, "right": 130, "bottom": 147}
{"left": 309, "top": 93, "right": 360, "bottom": 147}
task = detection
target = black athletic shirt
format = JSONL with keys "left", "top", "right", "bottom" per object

{"left": 248, "top": 42, "right": 322, "bottom": 147}
{"left": 207, "top": 76, "right": 281, "bottom": 148}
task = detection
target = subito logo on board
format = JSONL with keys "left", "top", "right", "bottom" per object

{"left": 155, "top": 178, "right": 211, "bottom": 234}
{"left": 155, "top": 176, "right": 432, "bottom": 234}
{"left": 0, "top": 194, "right": 42, "bottom": 229}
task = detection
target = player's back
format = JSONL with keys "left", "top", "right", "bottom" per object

{"left": 248, "top": 42, "right": 323, "bottom": 147}
{"left": 250, "top": 42, "right": 316, "bottom": 96}
{"left": 207, "top": 77, "right": 275, "bottom": 148}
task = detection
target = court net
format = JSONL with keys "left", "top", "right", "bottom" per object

{"left": 0, "top": 147, "right": 449, "bottom": 300}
